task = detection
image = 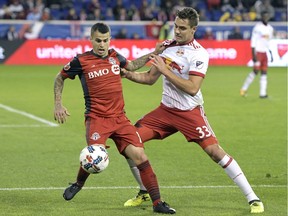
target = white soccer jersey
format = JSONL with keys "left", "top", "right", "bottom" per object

{"left": 250, "top": 22, "right": 274, "bottom": 53}
{"left": 160, "top": 39, "right": 209, "bottom": 110}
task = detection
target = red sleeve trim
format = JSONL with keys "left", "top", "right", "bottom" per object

{"left": 189, "top": 71, "right": 205, "bottom": 78}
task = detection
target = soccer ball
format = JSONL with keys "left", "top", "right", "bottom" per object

{"left": 79, "top": 145, "right": 109, "bottom": 174}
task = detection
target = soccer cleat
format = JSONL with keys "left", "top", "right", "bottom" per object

{"left": 249, "top": 200, "right": 264, "bottom": 213}
{"left": 153, "top": 201, "right": 176, "bottom": 214}
{"left": 124, "top": 191, "right": 151, "bottom": 206}
{"left": 259, "top": 95, "right": 268, "bottom": 99}
{"left": 63, "top": 182, "right": 82, "bottom": 201}
{"left": 240, "top": 89, "right": 247, "bottom": 97}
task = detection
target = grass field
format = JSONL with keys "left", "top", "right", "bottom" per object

{"left": 0, "top": 65, "right": 287, "bottom": 216}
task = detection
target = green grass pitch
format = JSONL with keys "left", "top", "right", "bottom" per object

{"left": 0, "top": 65, "right": 286, "bottom": 216}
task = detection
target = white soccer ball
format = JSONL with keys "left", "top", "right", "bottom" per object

{"left": 79, "top": 145, "right": 109, "bottom": 174}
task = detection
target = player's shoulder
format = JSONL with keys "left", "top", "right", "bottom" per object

{"left": 77, "top": 50, "right": 92, "bottom": 57}
{"left": 189, "top": 39, "right": 209, "bottom": 55}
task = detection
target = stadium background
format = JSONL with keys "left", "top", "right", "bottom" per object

{"left": 0, "top": 0, "right": 287, "bottom": 66}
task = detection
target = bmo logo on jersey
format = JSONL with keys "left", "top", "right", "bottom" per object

{"left": 87, "top": 64, "right": 120, "bottom": 79}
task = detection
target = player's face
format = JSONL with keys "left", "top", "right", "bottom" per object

{"left": 174, "top": 17, "right": 196, "bottom": 44}
{"left": 90, "top": 30, "right": 111, "bottom": 57}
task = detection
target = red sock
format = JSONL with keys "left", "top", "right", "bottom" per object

{"left": 137, "top": 160, "right": 161, "bottom": 206}
{"left": 76, "top": 166, "right": 90, "bottom": 187}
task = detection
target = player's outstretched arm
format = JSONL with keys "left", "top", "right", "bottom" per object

{"left": 125, "top": 42, "right": 165, "bottom": 71}
{"left": 121, "top": 66, "right": 161, "bottom": 85}
{"left": 54, "top": 72, "right": 70, "bottom": 124}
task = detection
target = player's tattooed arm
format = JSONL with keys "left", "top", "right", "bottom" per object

{"left": 125, "top": 42, "right": 165, "bottom": 71}
{"left": 54, "top": 73, "right": 70, "bottom": 123}
{"left": 54, "top": 72, "right": 64, "bottom": 106}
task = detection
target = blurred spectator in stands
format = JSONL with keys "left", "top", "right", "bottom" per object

{"left": 104, "top": 7, "right": 114, "bottom": 20}
{"left": 131, "top": 32, "right": 142, "bottom": 39}
{"left": 198, "top": 9, "right": 207, "bottom": 21}
{"left": 41, "top": 7, "right": 51, "bottom": 21}
{"left": 1, "top": 5, "right": 13, "bottom": 19}
{"left": 118, "top": 8, "right": 129, "bottom": 21}
{"left": 9, "top": 0, "right": 24, "bottom": 19}
{"left": 15, "top": 9, "right": 26, "bottom": 19}
{"left": 113, "top": 0, "right": 124, "bottom": 20}
{"left": 157, "top": 9, "right": 168, "bottom": 22}
{"left": 86, "top": 0, "right": 101, "bottom": 18}
{"left": 161, "top": 0, "right": 174, "bottom": 21}
{"left": 203, "top": 27, "right": 215, "bottom": 40}
{"left": 254, "top": 0, "right": 275, "bottom": 21}
{"left": 131, "top": 8, "right": 141, "bottom": 21}
{"left": 172, "top": 0, "right": 186, "bottom": 14}
{"left": 140, "top": 5, "right": 155, "bottom": 20}
{"left": 127, "top": 4, "right": 139, "bottom": 20}
{"left": 61, "top": 0, "right": 74, "bottom": 10}
{"left": 5, "top": 25, "right": 19, "bottom": 41}
{"left": 26, "top": 6, "right": 41, "bottom": 21}
{"left": 279, "top": 11, "right": 287, "bottom": 22}
{"left": 228, "top": 26, "right": 243, "bottom": 39}
{"left": 115, "top": 28, "right": 128, "bottom": 39}
{"left": 22, "top": 0, "right": 34, "bottom": 13}
{"left": 79, "top": 9, "right": 87, "bottom": 21}
{"left": 158, "top": 20, "right": 170, "bottom": 41}
{"left": 87, "top": 8, "right": 104, "bottom": 20}
{"left": 221, "top": 0, "right": 234, "bottom": 14}
{"left": 65, "top": 8, "right": 79, "bottom": 20}
{"left": 35, "top": 0, "right": 45, "bottom": 12}
{"left": 241, "top": 0, "right": 257, "bottom": 11}
{"left": 207, "top": 0, "right": 221, "bottom": 10}
{"left": 0, "top": 4, "right": 5, "bottom": 18}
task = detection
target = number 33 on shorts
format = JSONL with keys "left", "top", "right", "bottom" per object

{"left": 196, "top": 126, "right": 212, "bottom": 139}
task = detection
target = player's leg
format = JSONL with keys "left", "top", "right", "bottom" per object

{"left": 259, "top": 71, "right": 268, "bottom": 98}
{"left": 124, "top": 125, "right": 158, "bottom": 207}
{"left": 63, "top": 116, "right": 109, "bottom": 200}
{"left": 178, "top": 106, "right": 264, "bottom": 213}
{"left": 124, "top": 145, "right": 176, "bottom": 214}
{"left": 240, "top": 68, "right": 258, "bottom": 96}
{"left": 259, "top": 53, "right": 268, "bottom": 98}
{"left": 63, "top": 167, "right": 89, "bottom": 200}
{"left": 203, "top": 144, "right": 264, "bottom": 213}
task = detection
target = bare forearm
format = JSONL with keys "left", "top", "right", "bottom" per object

{"left": 125, "top": 71, "right": 150, "bottom": 84}
{"left": 126, "top": 52, "right": 154, "bottom": 71}
{"left": 54, "top": 73, "right": 64, "bottom": 107}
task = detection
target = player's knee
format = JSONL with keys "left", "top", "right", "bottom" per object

{"left": 204, "top": 144, "right": 226, "bottom": 163}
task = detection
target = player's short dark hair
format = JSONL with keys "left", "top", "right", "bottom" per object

{"left": 176, "top": 7, "right": 199, "bottom": 27}
{"left": 90, "top": 23, "right": 111, "bottom": 36}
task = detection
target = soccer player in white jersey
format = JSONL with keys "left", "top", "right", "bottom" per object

{"left": 240, "top": 11, "right": 274, "bottom": 98}
{"left": 120, "top": 7, "right": 264, "bottom": 214}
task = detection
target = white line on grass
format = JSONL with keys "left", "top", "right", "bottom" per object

{"left": 0, "top": 103, "right": 58, "bottom": 127}
{"left": 0, "top": 185, "right": 286, "bottom": 191}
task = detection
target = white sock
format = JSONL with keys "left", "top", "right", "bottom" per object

{"left": 241, "top": 72, "right": 256, "bottom": 91}
{"left": 260, "top": 74, "right": 267, "bottom": 96}
{"left": 126, "top": 158, "right": 147, "bottom": 191}
{"left": 218, "top": 155, "right": 259, "bottom": 202}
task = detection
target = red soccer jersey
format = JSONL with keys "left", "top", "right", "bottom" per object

{"left": 61, "top": 49, "right": 128, "bottom": 118}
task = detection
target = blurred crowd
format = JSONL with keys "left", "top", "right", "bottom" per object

{"left": 0, "top": 0, "right": 287, "bottom": 22}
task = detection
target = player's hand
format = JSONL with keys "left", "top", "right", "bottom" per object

{"left": 120, "top": 68, "right": 128, "bottom": 78}
{"left": 150, "top": 54, "right": 169, "bottom": 75}
{"left": 54, "top": 105, "right": 70, "bottom": 124}
{"left": 153, "top": 42, "right": 165, "bottom": 55}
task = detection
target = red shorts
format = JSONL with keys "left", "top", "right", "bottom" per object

{"left": 135, "top": 104, "right": 218, "bottom": 149}
{"left": 254, "top": 52, "right": 268, "bottom": 71}
{"left": 85, "top": 114, "right": 143, "bottom": 153}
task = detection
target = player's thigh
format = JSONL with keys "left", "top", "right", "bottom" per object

{"left": 176, "top": 106, "right": 218, "bottom": 148}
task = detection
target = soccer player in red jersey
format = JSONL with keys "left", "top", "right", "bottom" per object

{"left": 121, "top": 7, "right": 264, "bottom": 214}
{"left": 53, "top": 22, "right": 175, "bottom": 214}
